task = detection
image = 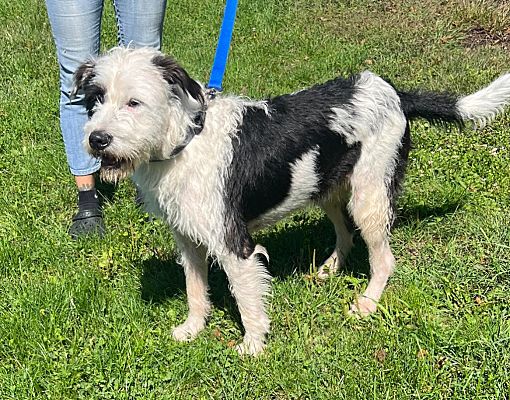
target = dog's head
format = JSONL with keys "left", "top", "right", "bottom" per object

{"left": 72, "top": 47, "right": 204, "bottom": 183}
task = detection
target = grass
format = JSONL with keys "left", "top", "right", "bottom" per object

{"left": 456, "top": 0, "right": 510, "bottom": 35}
{"left": 1, "top": 0, "right": 510, "bottom": 398}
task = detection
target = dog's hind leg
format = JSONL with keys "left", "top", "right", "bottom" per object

{"left": 219, "top": 245, "right": 272, "bottom": 355}
{"left": 318, "top": 193, "right": 354, "bottom": 279}
{"left": 172, "top": 232, "right": 211, "bottom": 342}
{"left": 347, "top": 174, "right": 395, "bottom": 316}
{"left": 346, "top": 107, "right": 406, "bottom": 315}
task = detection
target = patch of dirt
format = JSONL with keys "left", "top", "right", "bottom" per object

{"left": 463, "top": 26, "right": 510, "bottom": 49}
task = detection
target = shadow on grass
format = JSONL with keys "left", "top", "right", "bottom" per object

{"left": 96, "top": 180, "right": 117, "bottom": 203}
{"left": 96, "top": 179, "right": 142, "bottom": 206}
{"left": 139, "top": 258, "right": 185, "bottom": 304}
{"left": 394, "top": 199, "right": 465, "bottom": 227}
{"left": 138, "top": 213, "right": 363, "bottom": 307}
{"left": 138, "top": 200, "right": 463, "bottom": 315}
{"left": 256, "top": 214, "right": 370, "bottom": 279}
{"left": 139, "top": 256, "right": 243, "bottom": 326}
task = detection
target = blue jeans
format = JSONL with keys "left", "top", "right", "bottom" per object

{"left": 45, "top": 0, "right": 167, "bottom": 175}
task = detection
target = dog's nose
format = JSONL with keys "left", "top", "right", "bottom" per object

{"left": 89, "top": 130, "right": 112, "bottom": 150}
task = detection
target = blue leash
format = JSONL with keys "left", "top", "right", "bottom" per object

{"left": 207, "top": 0, "right": 239, "bottom": 93}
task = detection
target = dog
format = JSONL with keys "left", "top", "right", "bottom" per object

{"left": 72, "top": 47, "right": 510, "bottom": 355}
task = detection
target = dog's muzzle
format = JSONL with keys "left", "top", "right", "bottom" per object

{"left": 89, "top": 130, "right": 112, "bottom": 151}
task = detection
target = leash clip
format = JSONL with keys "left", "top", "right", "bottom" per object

{"left": 205, "top": 87, "right": 221, "bottom": 100}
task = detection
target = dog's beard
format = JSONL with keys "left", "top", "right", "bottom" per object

{"left": 97, "top": 153, "right": 135, "bottom": 183}
{"left": 100, "top": 164, "right": 134, "bottom": 183}
{"left": 99, "top": 163, "right": 134, "bottom": 183}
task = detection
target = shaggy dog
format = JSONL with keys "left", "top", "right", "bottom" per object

{"left": 72, "top": 47, "right": 510, "bottom": 354}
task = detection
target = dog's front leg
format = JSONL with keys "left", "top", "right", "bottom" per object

{"left": 219, "top": 245, "right": 272, "bottom": 355}
{"left": 172, "top": 232, "right": 210, "bottom": 342}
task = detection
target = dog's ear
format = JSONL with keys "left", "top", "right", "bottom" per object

{"left": 152, "top": 54, "right": 204, "bottom": 106}
{"left": 71, "top": 59, "right": 96, "bottom": 98}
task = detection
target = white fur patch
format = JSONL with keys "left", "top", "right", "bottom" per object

{"left": 457, "top": 73, "right": 510, "bottom": 128}
{"left": 249, "top": 147, "right": 320, "bottom": 231}
{"left": 135, "top": 97, "right": 239, "bottom": 253}
{"left": 329, "top": 71, "right": 403, "bottom": 145}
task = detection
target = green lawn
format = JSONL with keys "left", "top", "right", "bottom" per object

{"left": 1, "top": 0, "right": 510, "bottom": 398}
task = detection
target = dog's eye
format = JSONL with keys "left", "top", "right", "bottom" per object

{"left": 127, "top": 99, "right": 142, "bottom": 108}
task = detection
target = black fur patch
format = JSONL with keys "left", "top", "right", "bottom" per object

{"left": 397, "top": 90, "right": 464, "bottom": 127}
{"left": 223, "top": 76, "right": 363, "bottom": 258}
{"left": 72, "top": 60, "right": 96, "bottom": 98}
{"left": 151, "top": 55, "right": 204, "bottom": 106}
{"left": 83, "top": 83, "right": 105, "bottom": 118}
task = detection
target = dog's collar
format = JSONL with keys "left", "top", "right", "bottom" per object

{"left": 149, "top": 89, "right": 217, "bottom": 162}
{"left": 149, "top": 109, "right": 206, "bottom": 162}
{"left": 168, "top": 110, "right": 206, "bottom": 157}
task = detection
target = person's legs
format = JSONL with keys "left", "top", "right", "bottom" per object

{"left": 113, "top": 0, "right": 167, "bottom": 49}
{"left": 46, "top": 0, "right": 105, "bottom": 238}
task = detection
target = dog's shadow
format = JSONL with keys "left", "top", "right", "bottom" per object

{"left": 138, "top": 212, "right": 363, "bottom": 325}
{"left": 140, "top": 256, "right": 243, "bottom": 325}
{"left": 139, "top": 200, "right": 462, "bottom": 320}
{"left": 96, "top": 180, "right": 117, "bottom": 203}
{"left": 395, "top": 200, "right": 463, "bottom": 227}
{"left": 96, "top": 180, "right": 145, "bottom": 208}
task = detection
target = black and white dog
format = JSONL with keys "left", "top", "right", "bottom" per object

{"left": 73, "top": 47, "right": 510, "bottom": 354}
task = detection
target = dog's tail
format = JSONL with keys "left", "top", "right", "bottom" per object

{"left": 398, "top": 73, "right": 510, "bottom": 128}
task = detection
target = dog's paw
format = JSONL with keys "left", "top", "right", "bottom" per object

{"left": 172, "top": 318, "right": 205, "bottom": 342}
{"left": 235, "top": 335, "right": 266, "bottom": 356}
{"left": 317, "top": 253, "right": 339, "bottom": 280}
{"left": 349, "top": 296, "right": 377, "bottom": 317}
{"left": 317, "top": 263, "right": 335, "bottom": 280}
